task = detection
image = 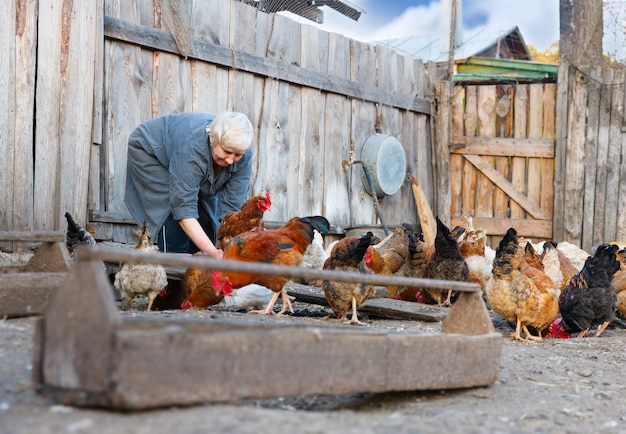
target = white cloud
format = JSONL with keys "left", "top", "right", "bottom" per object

{"left": 468, "top": 0, "right": 560, "bottom": 50}
{"left": 367, "top": 4, "right": 442, "bottom": 41}
{"left": 301, "top": 0, "right": 559, "bottom": 51}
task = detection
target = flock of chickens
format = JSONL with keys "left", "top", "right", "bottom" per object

{"left": 65, "top": 194, "right": 626, "bottom": 340}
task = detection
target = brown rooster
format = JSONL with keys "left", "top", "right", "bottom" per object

{"left": 423, "top": 217, "right": 469, "bottom": 306}
{"left": 114, "top": 223, "right": 168, "bottom": 311}
{"left": 211, "top": 216, "right": 330, "bottom": 315}
{"left": 217, "top": 191, "right": 271, "bottom": 249}
{"left": 362, "top": 226, "right": 409, "bottom": 298}
{"left": 322, "top": 232, "right": 378, "bottom": 325}
{"left": 485, "top": 228, "right": 559, "bottom": 340}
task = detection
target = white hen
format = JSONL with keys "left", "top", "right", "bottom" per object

{"left": 114, "top": 223, "right": 168, "bottom": 311}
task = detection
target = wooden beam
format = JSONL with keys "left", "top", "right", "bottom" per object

{"left": 0, "top": 231, "right": 65, "bottom": 242}
{"left": 463, "top": 154, "right": 550, "bottom": 220}
{"left": 286, "top": 283, "right": 448, "bottom": 322}
{"left": 451, "top": 136, "right": 555, "bottom": 158}
{"left": 78, "top": 245, "right": 482, "bottom": 293}
{"left": 103, "top": 16, "right": 430, "bottom": 115}
{"left": 450, "top": 216, "right": 553, "bottom": 240}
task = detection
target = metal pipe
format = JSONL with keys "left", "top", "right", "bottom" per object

{"left": 77, "top": 245, "right": 481, "bottom": 293}
{"left": 342, "top": 157, "right": 390, "bottom": 236}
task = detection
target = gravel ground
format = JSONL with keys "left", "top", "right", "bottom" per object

{"left": 3, "top": 250, "right": 626, "bottom": 433}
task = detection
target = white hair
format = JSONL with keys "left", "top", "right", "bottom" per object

{"left": 208, "top": 111, "right": 253, "bottom": 153}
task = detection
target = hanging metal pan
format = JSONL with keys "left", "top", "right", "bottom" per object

{"left": 360, "top": 133, "right": 407, "bottom": 198}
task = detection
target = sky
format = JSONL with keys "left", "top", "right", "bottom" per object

{"left": 289, "top": 0, "right": 561, "bottom": 52}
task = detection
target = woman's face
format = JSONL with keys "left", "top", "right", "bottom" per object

{"left": 212, "top": 142, "right": 244, "bottom": 167}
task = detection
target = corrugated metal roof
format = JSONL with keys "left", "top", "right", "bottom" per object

{"left": 374, "top": 26, "right": 528, "bottom": 62}
{"left": 455, "top": 57, "right": 558, "bottom": 83}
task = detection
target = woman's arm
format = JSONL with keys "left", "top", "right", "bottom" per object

{"left": 178, "top": 218, "right": 224, "bottom": 259}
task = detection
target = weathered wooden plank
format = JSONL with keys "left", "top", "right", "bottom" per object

{"left": 604, "top": 68, "right": 625, "bottom": 242}
{"left": 82, "top": 245, "right": 481, "bottom": 292}
{"left": 450, "top": 86, "right": 464, "bottom": 217}
{"left": 540, "top": 83, "right": 556, "bottom": 219}
{"left": 463, "top": 154, "right": 550, "bottom": 220}
{"left": 592, "top": 67, "right": 614, "bottom": 247}
{"left": 34, "top": 0, "right": 64, "bottom": 231}
{"left": 0, "top": 231, "right": 64, "bottom": 242}
{"left": 493, "top": 85, "right": 512, "bottom": 219}
{"left": 563, "top": 69, "right": 588, "bottom": 244}
{"left": 323, "top": 33, "right": 352, "bottom": 226}
{"left": 349, "top": 39, "right": 378, "bottom": 226}
{"left": 298, "top": 25, "right": 325, "bottom": 217}
{"left": 581, "top": 67, "right": 602, "bottom": 251}
{"left": 450, "top": 216, "right": 553, "bottom": 240}
{"left": 511, "top": 84, "right": 528, "bottom": 219}
{"left": 11, "top": 0, "right": 38, "bottom": 241}
{"left": 102, "top": 16, "right": 431, "bottom": 114}
{"left": 526, "top": 83, "right": 544, "bottom": 224}
{"left": 475, "top": 85, "right": 496, "bottom": 218}
{"left": 100, "top": 325, "right": 500, "bottom": 409}
{"left": 0, "top": 273, "right": 66, "bottom": 317}
{"left": 0, "top": 0, "right": 16, "bottom": 250}
{"left": 42, "top": 259, "right": 120, "bottom": 391}
{"left": 553, "top": 60, "right": 570, "bottom": 242}
{"left": 434, "top": 81, "right": 452, "bottom": 221}
{"left": 286, "top": 283, "right": 447, "bottom": 322}
{"left": 89, "top": 1, "right": 105, "bottom": 214}
{"left": 461, "top": 85, "right": 478, "bottom": 216}
{"left": 451, "top": 137, "right": 554, "bottom": 158}
{"left": 615, "top": 68, "right": 626, "bottom": 241}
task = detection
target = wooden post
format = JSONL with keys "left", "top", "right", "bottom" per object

{"left": 560, "top": 0, "right": 604, "bottom": 66}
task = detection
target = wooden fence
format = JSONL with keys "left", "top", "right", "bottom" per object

{"left": 554, "top": 59, "right": 626, "bottom": 252}
{"left": 3, "top": 1, "right": 626, "bottom": 252}
{"left": 446, "top": 82, "right": 557, "bottom": 247}
{"left": 0, "top": 0, "right": 436, "bottom": 249}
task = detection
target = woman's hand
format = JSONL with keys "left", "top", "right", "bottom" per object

{"left": 209, "top": 247, "right": 224, "bottom": 260}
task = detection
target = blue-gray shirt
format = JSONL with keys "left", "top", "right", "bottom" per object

{"left": 125, "top": 113, "right": 252, "bottom": 240}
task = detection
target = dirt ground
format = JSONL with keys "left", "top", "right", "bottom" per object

{"left": 3, "top": 294, "right": 626, "bottom": 434}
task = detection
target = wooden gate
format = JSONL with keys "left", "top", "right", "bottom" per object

{"left": 449, "top": 82, "right": 557, "bottom": 246}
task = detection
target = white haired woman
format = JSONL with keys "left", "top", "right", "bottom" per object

{"left": 124, "top": 111, "right": 254, "bottom": 259}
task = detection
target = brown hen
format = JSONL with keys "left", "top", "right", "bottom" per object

{"left": 485, "top": 228, "right": 559, "bottom": 340}
{"left": 362, "top": 226, "right": 409, "bottom": 298}
{"left": 322, "top": 232, "right": 378, "bottom": 325}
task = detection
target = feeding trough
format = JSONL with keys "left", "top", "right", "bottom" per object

{"left": 33, "top": 246, "right": 502, "bottom": 410}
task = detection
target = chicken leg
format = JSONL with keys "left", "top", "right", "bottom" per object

{"left": 249, "top": 288, "right": 295, "bottom": 316}
{"left": 522, "top": 324, "right": 542, "bottom": 341}
{"left": 345, "top": 297, "right": 365, "bottom": 325}
{"left": 594, "top": 320, "right": 610, "bottom": 337}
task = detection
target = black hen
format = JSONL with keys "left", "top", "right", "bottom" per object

{"left": 64, "top": 212, "right": 96, "bottom": 258}
{"left": 423, "top": 216, "right": 469, "bottom": 306}
{"left": 558, "top": 243, "right": 620, "bottom": 338}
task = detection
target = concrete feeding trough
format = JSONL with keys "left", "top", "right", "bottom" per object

{"left": 34, "top": 246, "right": 502, "bottom": 410}
{"left": 0, "top": 231, "right": 72, "bottom": 317}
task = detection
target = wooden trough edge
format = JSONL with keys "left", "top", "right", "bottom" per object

{"left": 33, "top": 246, "right": 502, "bottom": 410}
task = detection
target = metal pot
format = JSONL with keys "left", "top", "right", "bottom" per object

{"left": 359, "top": 133, "right": 407, "bottom": 198}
